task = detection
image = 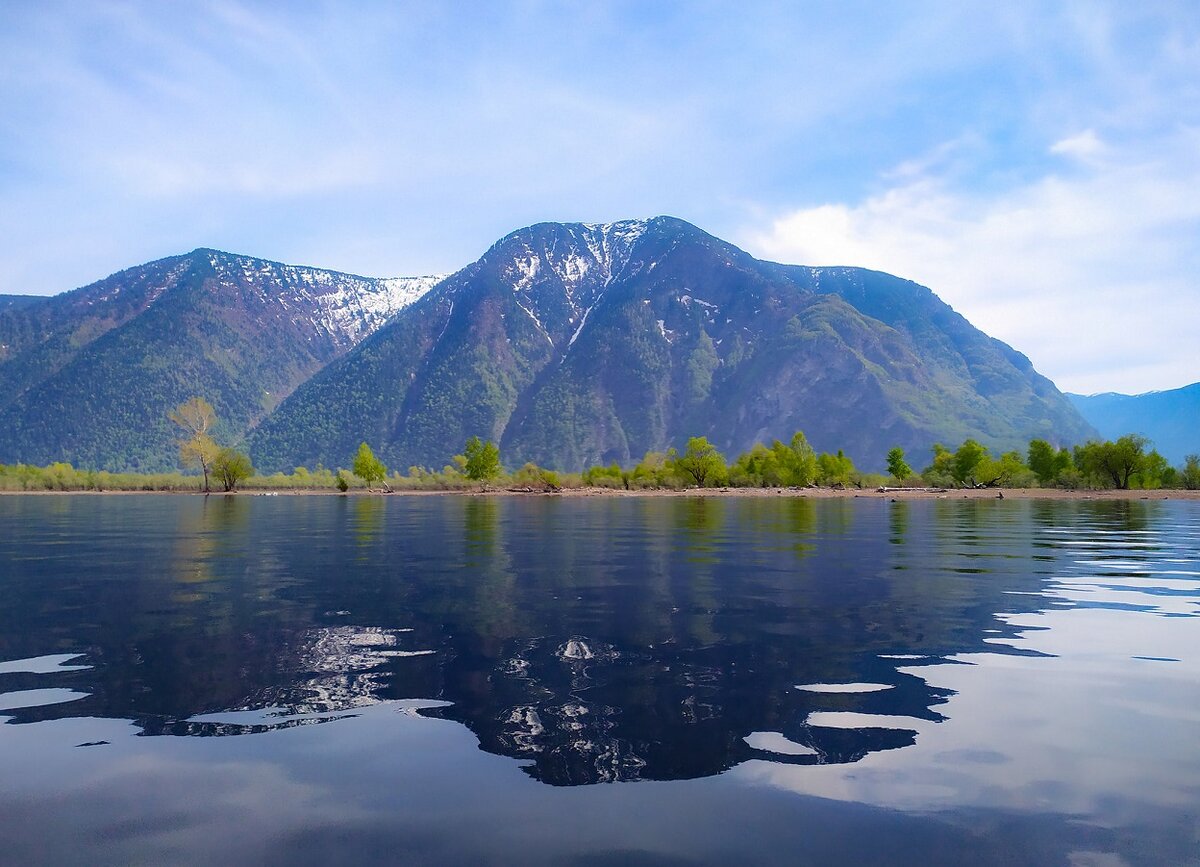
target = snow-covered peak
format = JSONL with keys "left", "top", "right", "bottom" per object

{"left": 201, "top": 251, "right": 443, "bottom": 348}
{"left": 492, "top": 219, "right": 658, "bottom": 350}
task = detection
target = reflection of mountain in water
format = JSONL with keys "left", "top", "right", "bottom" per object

{"left": 467, "top": 633, "right": 945, "bottom": 786}
{"left": 1, "top": 496, "right": 1162, "bottom": 786}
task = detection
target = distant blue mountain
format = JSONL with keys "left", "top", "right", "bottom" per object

{"left": 1068, "top": 383, "right": 1200, "bottom": 465}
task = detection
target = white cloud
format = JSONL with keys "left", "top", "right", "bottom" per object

{"left": 1050, "top": 129, "right": 1107, "bottom": 164}
{"left": 740, "top": 131, "right": 1200, "bottom": 395}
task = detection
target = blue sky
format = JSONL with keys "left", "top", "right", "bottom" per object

{"left": 1, "top": 1, "right": 1196, "bottom": 393}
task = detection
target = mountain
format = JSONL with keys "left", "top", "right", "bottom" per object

{"left": 1069, "top": 384, "right": 1200, "bottom": 465}
{"left": 250, "top": 217, "right": 1094, "bottom": 473}
{"left": 0, "top": 251, "right": 441, "bottom": 470}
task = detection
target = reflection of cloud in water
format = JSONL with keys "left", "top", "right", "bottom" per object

{"left": 148, "top": 626, "right": 433, "bottom": 737}
{"left": 0, "top": 654, "right": 91, "bottom": 675}
{"left": 0, "top": 688, "right": 90, "bottom": 712}
{"left": 744, "top": 731, "right": 819, "bottom": 756}
{"left": 805, "top": 711, "right": 929, "bottom": 730}
{"left": 794, "top": 683, "right": 895, "bottom": 694}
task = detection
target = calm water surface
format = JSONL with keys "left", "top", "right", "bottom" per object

{"left": 0, "top": 494, "right": 1198, "bottom": 865}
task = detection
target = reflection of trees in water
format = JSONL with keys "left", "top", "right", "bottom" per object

{"left": 170, "top": 496, "right": 250, "bottom": 598}
{"left": 889, "top": 500, "right": 909, "bottom": 545}
{"left": 738, "top": 497, "right": 817, "bottom": 559}
{"left": 352, "top": 496, "right": 385, "bottom": 550}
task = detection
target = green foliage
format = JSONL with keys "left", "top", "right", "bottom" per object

{"left": 10, "top": 420, "right": 1192, "bottom": 498}
{"left": 511, "top": 462, "right": 561, "bottom": 489}
{"left": 630, "top": 452, "right": 673, "bottom": 489}
{"left": 385, "top": 465, "right": 468, "bottom": 491}
{"left": 352, "top": 442, "right": 387, "bottom": 487}
{"left": 1027, "top": 439, "right": 1075, "bottom": 486}
{"left": 776, "top": 432, "right": 818, "bottom": 486}
{"left": 0, "top": 462, "right": 368, "bottom": 492}
{"left": 670, "top": 437, "right": 728, "bottom": 487}
{"left": 730, "top": 444, "right": 781, "bottom": 487}
{"left": 583, "top": 462, "right": 626, "bottom": 489}
{"left": 1075, "top": 434, "right": 1149, "bottom": 489}
{"left": 729, "top": 432, "right": 817, "bottom": 487}
{"left": 921, "top": 440, "right": 1033, "bottom": 488}
{"left": 952, "top": 439, "right": 987, "bottom": 485}
{"left": 212, "top": 448, "right": 254, "bottom": 492}
{"left": 1138, "top": 450, "right": 1171, "bottom": 490}
{"left": 684, "top": 330, "right": 719, "bottom": 404}
{"left": 983, "top": 450, "right": 1035, "bottom": 487}
{"left": 1028, "top": 439, "right": 1055, "bottom": 484}
{"left": 886, "top": 446, "right": 912, "bottom": 481}
{"left": 923, "top": 443, "right": 956, "bottom": 487}
{"left": 1182, "top": 455, "right": 1200, "bottom": 490}
{"left": 463, "top": 436, "right": 501, "bottom": 481}
{"left": 816, "top": 450, "right": 856, "bottom": 486}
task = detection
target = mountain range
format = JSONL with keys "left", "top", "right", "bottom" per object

{"left": 0, "top": 251, "right": 438, "bottom": 470}
{"left": 1, "top": 217, "right": 1097, "bottom": 473}
{"left": 1069, "top": 384, "right": 1199, "bottom": 465}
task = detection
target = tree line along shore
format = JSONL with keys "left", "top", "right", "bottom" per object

{"left": 1, "top": 397, "right": 1198, "bottom": 495}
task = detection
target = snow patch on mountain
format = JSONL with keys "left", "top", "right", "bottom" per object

{"left": 314, "top": 274, "right": 443, "bottom": 345}
{"left": 204, "top": 252, "right": 442, "bottom": 348}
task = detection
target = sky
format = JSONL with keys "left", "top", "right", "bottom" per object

{"left": 0, "top": 1, "right": 1196, "bottom": 394}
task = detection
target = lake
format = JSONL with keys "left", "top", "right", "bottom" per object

{"left": 0, "top": 494, "right": 1197, "bottom": 865}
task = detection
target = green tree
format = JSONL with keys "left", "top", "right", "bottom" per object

{"left": 952, "top": 439, "right": 987, "bottom": 486}
{"left": 1076, "top": 434, "right": 1148, "bottom": 489}
{"left": 170, "top": 396, "right": 219, "bottom": 492}
{"left": 671, "top": 436, "right": 727, "bottom": 487}
{"left": 886, "top": 446, "right": 912, "bottom": 481}
{"left": 1137, "top": 449, "right": 1170, "bottom": 489}
{"left": 1028, "top": 439, "right": 1057, "bottom": 485}
{"left": 1029, "top": 439, "right": 1075, "bottom": 486}
{"left": 631, "top": 451, "right": 673, "bottom": 488}
{"left": 1182, "top": 455, "right": 1200, "bottom": 490}
{"left": 775, "top": 432, "right": 818, "bottom": 486}
{"left": 978, "top": 450, "right": 1030, "bottom": 487}
{"left": 463, "top": 436, "right": 501, "bottom": 481}
{"left": 816, "top": 450, "right": 855, "bottom": 486}
{"left": 352, "top": 442, "right": 387, "bottom": 489}
{"left": 923, "top": 443, "right": 956, "bottom": 487}
{"left": 730, "top": 443, "right": 781, "bottom": 487}
{"left": 212, "top": 448, "right": 254, "bottom": 492}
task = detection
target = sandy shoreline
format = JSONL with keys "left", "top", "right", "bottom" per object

{"left": 2, "top": 486, "right": 1197, "bottom": 501}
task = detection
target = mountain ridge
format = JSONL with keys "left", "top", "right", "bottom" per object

{"left": 1069, "top": 383, "right": 1199, "bottom": 465}
{"left": 0, "top": 217, "right": 1101, "bottom": 473}
{"left": 250, "top": 217, "right": 1095, "bottom": 473}
{"left": 0, "top": 250, "right": 442, "bottom": 469}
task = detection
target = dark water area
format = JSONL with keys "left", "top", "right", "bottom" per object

{"left": 1, "top": 494, "right": 1198, "bottom": 865}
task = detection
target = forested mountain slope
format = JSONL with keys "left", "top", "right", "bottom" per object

{"left": 250, "top": 217, "right": 1094, "bottom": 472}
{"left": 0, "top": 251, "right": 440, "bottom": 470}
